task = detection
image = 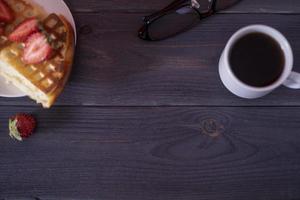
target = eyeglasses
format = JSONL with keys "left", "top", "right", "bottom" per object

{"left": 138, "top": 0, "right": 240, "bottom": 41}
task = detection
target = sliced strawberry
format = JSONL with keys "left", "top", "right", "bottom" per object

{"left": 0, "top": 23, "right": 5, "bottom": 35}
{"left": 0, "top": 26, "right": 4, "bottom": 35}
{"left": 8, "top": 17, "right": 39, "bottom": 42}
{"left": 0, "top": 0, "right": 14, "bottom": 23}
{"left": 22, "top": 32, "right": 52, "bottom": 64}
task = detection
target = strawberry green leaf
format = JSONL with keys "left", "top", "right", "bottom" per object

{"left": 9, "top": 119, "right": 22, "bottom": 141}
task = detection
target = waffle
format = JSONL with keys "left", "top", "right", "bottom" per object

{"left": 0, "top": 0, "right": 75, "bottom": 108}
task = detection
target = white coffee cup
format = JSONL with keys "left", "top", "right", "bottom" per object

{"left": 219, "top": 25, "right": 300, "bottom": 99}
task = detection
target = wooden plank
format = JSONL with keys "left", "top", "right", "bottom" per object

{"left": 64, "top": 0, "right": 300, "bottom": 13}
{"left": 1, "top": 13, "right": 300, "bottom": 107}
{"left": 0, "top": 106, "right": 300, "bottom": 199}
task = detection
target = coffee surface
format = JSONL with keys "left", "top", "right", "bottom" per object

{"left": 229, "top": 32, "right": 285, "bottom": 87}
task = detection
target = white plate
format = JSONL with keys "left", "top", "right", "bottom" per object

{"left": 0, "top": 0, "right": 76, "bottom": 98}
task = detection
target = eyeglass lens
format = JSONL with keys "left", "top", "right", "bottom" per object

{"left": 147, "top": 6, "right": 200, "bottom": 40}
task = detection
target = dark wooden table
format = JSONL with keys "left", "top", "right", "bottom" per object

{"left": 1, "top": 0, "right": 300, "bottom": 199}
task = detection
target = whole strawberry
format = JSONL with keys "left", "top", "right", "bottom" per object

{"left": 9, "top": 113, "right": 36, "bottom": 141}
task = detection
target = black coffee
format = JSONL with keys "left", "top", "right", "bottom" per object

{"left": 229, "top": 32, "right": 285, "bottom": 87}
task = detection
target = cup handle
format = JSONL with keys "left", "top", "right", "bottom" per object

{"left": 283, "top": 71, "right": 300, "bottom": 89}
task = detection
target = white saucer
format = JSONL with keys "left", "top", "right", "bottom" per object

{"left": 0, "top": 0, "right": 76, "bottom": 98}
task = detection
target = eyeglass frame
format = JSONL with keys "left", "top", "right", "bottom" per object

{"left": 138, "top": 0, "right": 218, "bottom": 41}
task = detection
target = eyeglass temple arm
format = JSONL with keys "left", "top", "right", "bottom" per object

{"left": 145, "top": 0, "right": 217, "bottom": 22}
{"left": 200, "top": 0, "right": 217, "bottom": 18}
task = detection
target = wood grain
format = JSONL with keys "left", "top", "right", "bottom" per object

{"left": 1, "top": 13, "right": 300, "bottom": 106}
{"left": 1, "top": 1, "right": 300, "bottom": 199}
{"left": 64, "top": 0, "right": 300, "bottom": 13}
{"left": 0, "top": 106, "right": 300, "bottom": 199}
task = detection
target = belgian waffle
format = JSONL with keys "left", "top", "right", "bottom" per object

{"left": 0, "top": 0, "right": 75, "bottom": 108}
